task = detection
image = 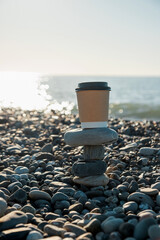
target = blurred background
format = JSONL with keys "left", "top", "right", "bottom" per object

{"left": 0, "top": 0, "right": 160, "bottom": 120}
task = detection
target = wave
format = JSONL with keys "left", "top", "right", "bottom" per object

{"left": 109, "top": 103, "right": 160, "bottom": 120}
{"left": 47, "top": 101, "right": 160, "bottom": 121}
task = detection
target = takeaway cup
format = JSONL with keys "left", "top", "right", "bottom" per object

{"left": 76, "top": 82, "right": 111, "bottom": 129}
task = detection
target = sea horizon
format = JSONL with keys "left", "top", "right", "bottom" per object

{"left": 0, "top": 72, "right": 160, "bottom": 121}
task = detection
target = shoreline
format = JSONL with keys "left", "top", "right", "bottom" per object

{"left": 0, "top": 107, "right": 160, "bottom": 239}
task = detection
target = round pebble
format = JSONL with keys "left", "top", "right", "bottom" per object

{"left": 123, "top": 201, "right": 138, "bottom": 213}
{"left": 29, "top": 190, "right": 51, "bottom": 201}
{"left": 101, "top": 217, "right": 124, "bottom": 233}
{"left": 148, "top": 224, "right": 160, "bottom": 240}
{"left": 15, "top": 166, "right": 29, "bottom": 174}
{"left": 134, "top": 217, "right": 156, "bottom": 240}
{"left": 26, "top": 230, "right": 43, "bottom": 240}
{"left": 21, "top": 204, "right": 36, "bottom": 215}
{"left": 0, "top": 197, "right": 7, "bottom": 217}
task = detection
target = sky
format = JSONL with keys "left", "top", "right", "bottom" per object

{"left": 0, "top": 0, "right": 160, "bottom": 76}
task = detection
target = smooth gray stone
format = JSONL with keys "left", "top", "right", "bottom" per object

{"left": 72, "top": 160, "right": 107, "bottom": 177}
{"left": 148, "top": 225, "right": 160, "bottom": 240}
{"left": 84, "top": 145, "right": 105, "bottom": 160}
{"left": 0, "top": 227, "right": 31, "bottom": 240}
{"left": 119, "top": 143, "right": 137, "bottom": 151}
{"left": 51, "top": 192, "right": 69, "bottom": 205}
{"left": 57, "top": 187, "right": 76, "bottom": 197}
{"left": 8, "top": 188, "right": 27, "bottom": 204}
{"left": 21, "top": 204, "right": 36, "bottom": 215}
{"left": 0, "top": 198, "right": 7, "bottom": 217}
{"left": 0, "top": 211, "right": 28, "bottom": 231}
{"left": 134, "top": 217, "right": 156, "bottom": 240}
{"left": 29, "top": 190, "right": 51, "bottom": 201}
{"left": 140, "top": 187, "right": 159, "bottom": 196}
{"left": 137, "top": 209, "right": 157, "bottom": 218}
{"left": 139, "top": 147, "right": 159, "bottom": 156}
{"left": 73, "top": 174, "right": 109, "bottom": 187}
{"left": 84, "top": 218, "right": 101, "bottom": 235}
{"left": 101, "top": 217, "right": 124, "bottom": 234}
{"left": 69, "top": 203, "right": 83, "bottom": 213}
{"left": 15, "top": 166, "right": 29, "bottom": 174}
{"left": 54, "top": 200, "right": 70, "bottom": 210}
{"left": 64, "top": 223, "right": 87, "bottom": 237}
{"left": 128, "top": 192, "right": 155, "bottom": 207}
{"left": 44, "top": 224, "right": 65, "bottom": 237}
{"left": 64, "top": 128, "right": 118, "bottom": 146}
{"left": 123, "top": 201, "right": 138, "bottom": 213}
{"left": 41, "top": 143, "right": 53, "bottom": 153}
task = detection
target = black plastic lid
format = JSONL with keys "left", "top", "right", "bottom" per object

{"left": 76, "top": 82, "right": 111, "bottom": 91}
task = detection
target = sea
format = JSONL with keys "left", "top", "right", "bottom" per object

{"left": 0, "top": 72, "right": 160, "bottom": 121}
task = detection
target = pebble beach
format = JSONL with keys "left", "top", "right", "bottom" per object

{"left": 0, "top": 108, "right": 160, "bottom": 240}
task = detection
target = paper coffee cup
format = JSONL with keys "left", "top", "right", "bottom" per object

{"left": 76, "top": 82, "right": 111, "bottom": 129}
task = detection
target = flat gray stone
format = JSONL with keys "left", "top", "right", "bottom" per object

{"left": 139, "top": 147, "right": 159, "bottom": 156}
{"left": 84, "top": 145, "right": 105, "bottom": 160}
{"left": 73, "top": 174, "right": 109, "bottom": 186}
{"left": 0, "top": 210, "right": 28, "bottom": 231}
{"left": 0, "top": 227, "right": 31, "bottom": 240}
{"left": 120, "top": 143, "right": 137, "bottom": 151}
{"left": 49, "top": 181, "right": 68, "bottom": 188}
{"left": 51, "top": 192, "right": 69, "bottom": 205}
{"left": 137, "top": 209, "right": 157, "bottom": 218}
{"left": 29, "top": 190, "right": 51, "bottom": 201}
{"left": 128, "top": 192, "right": 155, "bottom": 207}
{"left": 57, "top": 187, "right": 76, "bottom": 197}
{"left": 64, "top": 223, "right": 87, "bottom": 237}
{"left": 140, "top": 187, "right": 159, "bottom": 196}
{"left": 8, "top": 188, "right": 27, "bottom": 204}
{"left": 64, "top": 128, "right": 118, "bottom": 146}
{"left": 44, "top": 224, "right": 65, "bottom": 237}
{"left": 72, "top": 160, "right": 107, "bottom": 177}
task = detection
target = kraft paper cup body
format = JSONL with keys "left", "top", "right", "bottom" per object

{"left": 76, "top": 82, "right": 111, "bottom": 129}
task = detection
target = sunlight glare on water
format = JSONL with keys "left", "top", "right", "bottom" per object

{"left": 0, "top": 72, "right": 49, "bottom": 110}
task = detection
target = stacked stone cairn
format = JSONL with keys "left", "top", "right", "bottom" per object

{"left": 64, "top": 127, "right": 118, "bottom": 187}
